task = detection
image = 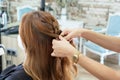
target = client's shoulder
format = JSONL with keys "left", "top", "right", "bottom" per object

{"left": 1, "top": 64, "right": 32, "bottom": 80}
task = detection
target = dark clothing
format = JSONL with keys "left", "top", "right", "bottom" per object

{"left": 0, "top": 64, "right": 32, "bottom": 80}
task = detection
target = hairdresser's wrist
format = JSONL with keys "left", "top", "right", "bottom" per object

{"left": 79, "top": 29, "right": 90, "bottom": 38}
{"left": 69, "top": 49, "right": 80, "bottom": 63}
{"left": 72, "top": 50, "right": 81, "bottom": 63}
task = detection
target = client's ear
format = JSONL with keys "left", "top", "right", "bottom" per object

{"left": 17, "top": 35, "right": 25, "bottom": 50}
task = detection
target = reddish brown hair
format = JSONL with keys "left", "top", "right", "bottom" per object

{"left": 19, "top": 11, "right": 76, "bottom": 80}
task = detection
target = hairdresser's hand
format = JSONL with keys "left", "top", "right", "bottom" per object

{"left": 51, "top": 36, "right": 77, "bottom": 57}
{"left": 61, "top": 28, "right": 86, "bottom": 40}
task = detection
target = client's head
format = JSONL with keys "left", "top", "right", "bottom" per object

{"left": 19, "top": 11, "right": 76, "bottom": 80}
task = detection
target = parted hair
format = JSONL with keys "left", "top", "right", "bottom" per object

{"left": 19, "top": 11, "right": 77, "bottom": 80}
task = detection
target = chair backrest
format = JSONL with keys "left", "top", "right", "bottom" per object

{"left": 17, "top": 5, "right": 37, "bottom": 21}
{"left": 106, "top": 13, "right": 120, "bottom": 36}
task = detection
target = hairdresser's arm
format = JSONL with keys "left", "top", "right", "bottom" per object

{"left": 52, "top": 37, "right": 120, "bottom": 80}
{"left": 77, "top": 53, "right": 120, "bottom": 80}
{"left": 62, "top": 29, "right": 120, "bottom": 52}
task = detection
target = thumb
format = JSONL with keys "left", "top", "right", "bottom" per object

{"left": 64, "top": 33, "right": 73, "bottom": 41}
{"left": 59, "top": 36, "right": 66, "bottom": 41}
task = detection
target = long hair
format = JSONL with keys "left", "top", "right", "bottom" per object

{"left": 19, "top": 11, "right": 77, "bottom": 80}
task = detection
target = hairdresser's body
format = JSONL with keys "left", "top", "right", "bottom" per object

{"left": 52, "top": 28, "right": 120, "bottom": 80}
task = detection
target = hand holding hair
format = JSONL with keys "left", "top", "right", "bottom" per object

{"left": 51, "top": 36, "right": 78, "bottom": 58}
{"left": 60, "top": 28, "right": 86, "bottom": 41}
{"left": 52, "top": 28, "right": 120, "bottom": 80}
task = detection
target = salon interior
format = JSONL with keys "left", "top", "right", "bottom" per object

{"left": 0, "top": 0, "right": 120, "bottom": 80}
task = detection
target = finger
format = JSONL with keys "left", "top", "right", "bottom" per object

{"left": 51, "top": 52, "right": 62, "bottom": 57}
{"left": 61, "top": 32, "right": 68, "bottom": 36}
{"left": 68, "top": 38, "right": 73, "bottom": 42}
{"left": 60, "top": 30, "right": 69, "bottom": 36}
{"left": 52, "top": 39, "right": 56, "bottom": 45}
{"left": 64, "top": 33, "right": 73, "bottom": 40}
{"left": 59, "top": 36, "right": 66, "bottom": 41}
{"left": 52, "top": 39, "right": 59, "bottom": 44}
